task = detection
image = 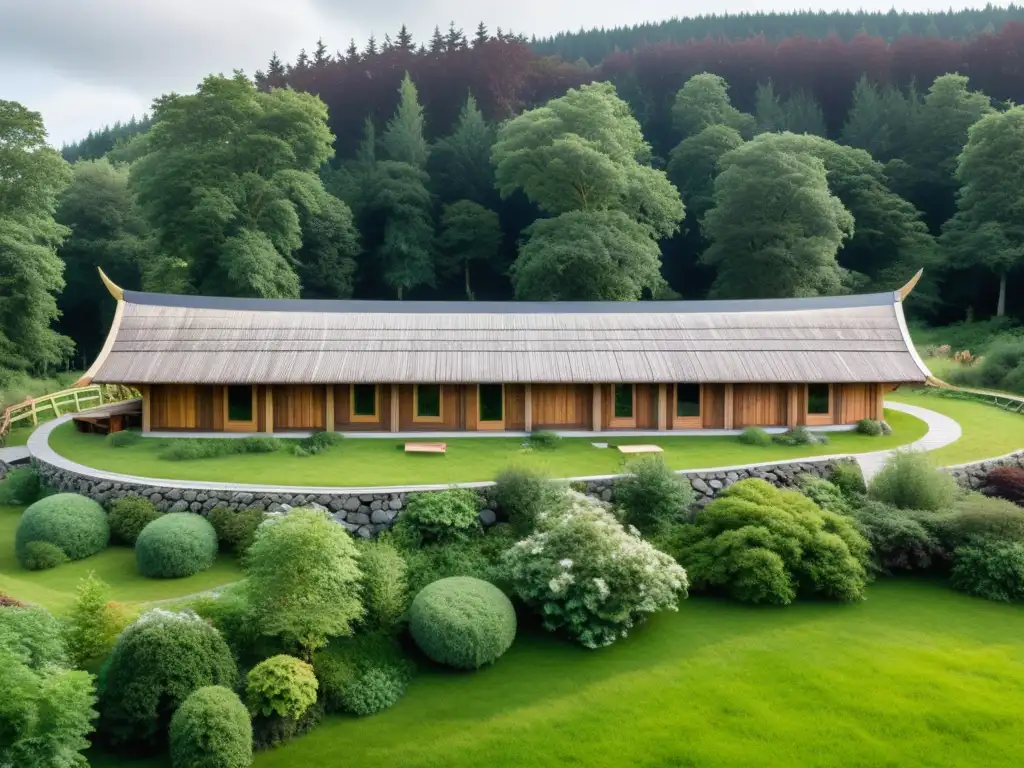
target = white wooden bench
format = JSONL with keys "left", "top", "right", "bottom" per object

{"left": 617, "top": 444, "right": 663, "bottom": 455}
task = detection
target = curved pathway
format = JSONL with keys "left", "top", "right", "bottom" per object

{"left": 27, "top": 400, "right": 962, "bottom": 494}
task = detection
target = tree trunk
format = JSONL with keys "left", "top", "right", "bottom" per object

{"left": 997, "top": 272, "right": 1007, "bottom": 317}
{"left": 465, "top": 262, "right": 473, "bottom": 300}
{"left": 397, "top": 285, "right": 403, "bottom": 300}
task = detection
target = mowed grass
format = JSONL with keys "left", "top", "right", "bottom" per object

{"left": 48, "top": 409, "right": 926, "bottom": 487}
{"left": 0, "top": 505, "right": 243, "bottom": 613}
{"left": 887, "top": 388, "right": 1024, "bottom": 466}
{"left": 90, "top": 579, "right": 1024, "bottom": 768}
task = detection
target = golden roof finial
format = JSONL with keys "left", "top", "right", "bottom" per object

{"left": 98, "top": 267, "right": 124, "bottom": 301}
{"left": 897, "top": 269, "right": 924, "bottom": 301}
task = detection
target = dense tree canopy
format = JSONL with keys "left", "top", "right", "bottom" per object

{"left": 0, "top": 100, "right": 74, "bottom": 381}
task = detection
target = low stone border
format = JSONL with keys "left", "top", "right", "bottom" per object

{"left": 946, "top": 451, "right": 1024, "bottom": 491}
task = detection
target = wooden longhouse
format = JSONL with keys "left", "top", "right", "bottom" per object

{"left": 78, "top": 270, "right": 932, "bottom": 435}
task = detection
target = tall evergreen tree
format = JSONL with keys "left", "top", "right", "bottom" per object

{"left": 429, "top": 26, "right": 445, "bottom": 54}
{"left": 0, "top": 100, "right": 74, "bottom": 378}
{"left": 782, "top": 90, "right": 827, "bottom": 136}
{"left": 381, "top": 73, "right": 429, "bottom": 168}
{"left": 267, "top": 52, "right": 285, "bottom": 77}
{"left": 429, "top": 93, "right": 496, "bottom": 205}
{"left": 445, "top": 22, "right": 467, "bottom": 51}
{"left": 313, "top": 38, "right": 330, "bottom": 66}
{"left": 382, "top": 33, "right": 393, "bottom": 52}
{"left": 396, "top": 24, "right": 414, "bottom": 52}
{"left": 295, "top": 48, "right": 310, "bottom": 69}
{"left": 473, "top": 21, "right": 489, "bottom": 47}
{"left": 365, "top": 35, "right": 378, "bottom": 56}
{"left": 345, "top": 39, "right": 360, "bottom": 63}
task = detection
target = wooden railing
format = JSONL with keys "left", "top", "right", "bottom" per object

{"left": 927, "top": 377, "right": 1024, "bottom": 414}
{"left": 0, "top": 384, "right": 138, "bottom": 445}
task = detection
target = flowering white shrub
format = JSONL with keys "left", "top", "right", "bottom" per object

{"left": 501, "top": 497, "right": 688, "bottom": 648}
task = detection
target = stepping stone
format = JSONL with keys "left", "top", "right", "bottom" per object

{"left": 617, "top": 444, "right": 663, "bottom": 454}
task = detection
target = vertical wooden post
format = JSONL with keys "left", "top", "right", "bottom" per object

{"left": 31, "top": 401, "right": 37, "bottom": 426}
{"left": 390, "top": 384, "right": 400, "bottom": 432}
{"left": 141, "top": 385, "right": 151, "bottom": 433}
{"left": 657, "top": 384, "right": 667, "bottom": 431}
{"left": 265, "top": 385, "right": 274, "bottom": 434}
{"left": 73, "top": 390, "right": 80, "bottom": 412}
{"left": 51, "top": 396, "right": 61, "bottom": 417}
{"left": 723, "top": 384, "right": 734, "bottom": 430}
{"left": 524, "top": 384, "right": 532, "bottom": 433}
{"left": 875, "top": 383, "right": 885, "bottom": 421}
{"left": 324, "top": 385, "right": 335, "bottom": 432}
{"left": 592, "top": 384, "right": 602, "bottom": 432}
{"left": 98, "top": 386, "right": 105, "bottom": 405}
{"left": 787, "top": 384, "right": 799, "bottom": 428}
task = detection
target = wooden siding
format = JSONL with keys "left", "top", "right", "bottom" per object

{"left": 838, "top": 383, "right": 881, "bottom": 424}
{"left": 273, "top": 385, "right": 325, "bottom": 430}
{"left": 532, "top": 384, "right": 591, "bottom": 429}
{"left": 398, "top": 385, "right": 464, "bottom": 431}
{"left": 504, "top": 384, "right": 526, "bottom": 431}
{"left": 733, "top": 384, "right": 788, "bottom": 428}
{"left": 636, "top": 384, "right": 659, "bottom": 430}
{"left": 701, "top": 384, "right": 726, "bottom": 429}
{"left": 333, "top": 384, "right": 392, "bottom": 431}
{"left": 149, "top": 384, "right": 197, "bottom": 429}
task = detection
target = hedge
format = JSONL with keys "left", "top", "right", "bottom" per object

{"left": 15, "top": 493, "right": 109, "bottom": 566}
{"left": 135, "top": 513, "right": 218, "bottom": 578}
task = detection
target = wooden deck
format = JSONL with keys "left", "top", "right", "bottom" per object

{"left": 72, "top": 398, "right": 142, "bottom": 435}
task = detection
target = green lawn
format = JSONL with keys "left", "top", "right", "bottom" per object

{"left": 90, "top": 579, "right": 1024, "bottom": 768}
{"left": 0, "top": 505, "right": 243, "bottom": 613}
{"left": 887, "top": 388, "right": 1024, "bottom": 466}
{"left": 47, "top": 409, "right": 926, "bottom": 487}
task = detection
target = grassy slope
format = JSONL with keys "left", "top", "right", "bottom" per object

{"left": 91, "top": 579, "right": 1024, "bottom": 768}
{"left": 887, "top": 389, "right": 1024, "bottom": 465}
{"left": 48, "top": 409, "right": 926, "bottom": 487}
{"left": 0, "top": 505, "right": 243, "bottom": 612}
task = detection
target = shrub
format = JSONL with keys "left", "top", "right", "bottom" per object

{"left": 409, "top": 577, "right": 517, "bottom": 669}
{"left": 135, "top": 513, "right": 218, "bottom": 578}
{"left": 357, "top": 540, "right": 409, "bottom": 630}
{"left": 738, "top": 427, "right": 772, "bottom": 446}
{"left": 856, "top": 418, "right": 883, "bottom": 436}
{"left": 529, "top": 430, "right": 561, "bottom": 449}
{"left": 675, "top": 478, "right": 871, "bottom": 604}
{"left": 949, "top": 336, "right": 1024, "bottom": 395}
{"left": 245, "top": 655, "right": 318, "bottom": 720}
{"left": 846, "top": 500, "right": 944, "bottom": 573}
{"left": 950, "top": 537, "right": 1024, "bottom": 602}
{"left": 0, "top": 466, "right": 41, "bottom": 505}
{"left": 0, "top": 603, "right": 67, "bottom": 668}
{"left": 932, "top": 494, "right": 1024, "bottom": 549}
{"left": 189, "top": 585, "right": 269, "bottom": 668}
{"left": 207, "top": 506, "right": 266, "bottom": 556}
{"left": 21, "top": 540, "right": 69, "bottom": 570}
{"left": 869, "top": 450, "right": 959, "bottom": 512}
{"left": 796, "top": 476, "right": 855, "bottom": 515}
{"left": 313, "top": 632, "right": 415, "bottom": 716}
{"left": 493, "top": 466, "right": 561, "bottom": 534}
{"left": 106, "top": 429, "right": 141, "bottom": 448}
{"left": 63, "top": 572, "right": 130, "bottom": 668}
{"left": 297, "top": 431, "right": 343, "bottom": 456}
{"left": 107, "top": 496, "right": 161, "bottom": 545}
{"left": 15, "top": 493, "right": 109, "bottom": 566}
{"left": 98, "top": 609, "right": 238, "bottom": 750}
{"left": 772, "top": 426, "right": 827, "bottom": 446}
{"left": 160, "top": 436, "right": 283, "bottom": 461}
{"left": 614, "top": 456, "right": 695, "bottom": 534}
{"left": 0, "top": 592, "right": 26, "bottom": 607}
{"left": 400, "top": 529, "right": 513, "bottom": 597}
{"left": 830, "top": 460, "right": 867, "bottom": 496}
{"left": 169, "top": 686, "right": 252, "bottom": 768}
{"left": 250, "top": 698, "right": 324, "bottom": 750}
{"left": 246, "top": 509, "right": 364, "bottom": 656}
{"left": 984, "top": 466, "right": 1024, "bottom": 505}
{"left": 397, "top": 489, "right": 481, "bottom": 544}
{"left": 502, "top": 496, "right": 688, "bottom": 648}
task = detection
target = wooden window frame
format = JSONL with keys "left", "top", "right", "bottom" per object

{"left": 223, "top": 385, "right": 257, "bottom": 432}
{"left": 609, "top": 383, "right": 636, "bottom": 428}
{"left": 349, "top": 384, "right": 380, "bottom": 423}
{"left": 477, "top": 383, "right": 505, "bottom": 430}
{"left": 413, "top": 384, "right": 444, "bottom": 423}
{"left": 673, "top": 383, "right": 703, "bottom": 429}
{"left": 805, "top": 383, "right": 834, "bottom": 426}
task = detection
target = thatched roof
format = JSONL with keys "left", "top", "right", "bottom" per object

{"left": 82, "top": 272, "right": 932, "bottom": 385}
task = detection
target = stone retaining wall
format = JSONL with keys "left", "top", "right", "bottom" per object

{"left": 33, "top": 456, "right": 845, "bottom": 536}
{"left": 946, "top": 451, "right": 1024, "bottom": 491}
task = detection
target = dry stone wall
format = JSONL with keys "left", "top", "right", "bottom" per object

{"left": 947, "top": 451, "right": 1024, "bottom": 491}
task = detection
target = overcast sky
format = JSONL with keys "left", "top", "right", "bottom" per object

{"left": 0, "top": 1, "right": 987, "bottom": 146}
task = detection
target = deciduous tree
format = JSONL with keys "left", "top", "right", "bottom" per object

{"left": 439, "top": 200, "right": 501, "bottom": 299}
{"left": 671, "top": 73, "right": 755, "bottom": 140}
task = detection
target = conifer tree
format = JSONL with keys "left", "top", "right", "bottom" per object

{"left": 382, "top": 33, "right": 393, "bottom": 52}
{"left": 430, "top": 26, "right": 445, "bottom": 53}
{"left": 365, "top": 35, "right": 378, "bottom": 56}
{"left": 382, "top": 72, "right": 429, "bottom": 168}
{"left": 313, "top": 38, "right": 329, "bottom": 66}
{"left": 295, "top": 48, "right": 309, "bottom": 69}
{"left": 396, "top": 24, "right": 414, "bottom": 52}
{"left": 267, "top": 52, "right": 285, "bottom": 77}
{"left": 429, "top": 93, "right": 496, "bottom": 204}
{"left": 345, "top": 39, "right": 360, "bottom": 63}
{"left": 473, "top": 21, "right": 489, "bottom": 47}
{"left": 445, "top": 22, "right": 467, "bottom": 51}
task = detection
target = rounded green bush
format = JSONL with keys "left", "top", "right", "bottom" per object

{"left": 340, "top": 666, "right": 409, "bottom": 716}
{"left": 21, "top": 540, "right": 69, "bottom": 571}
{"left": 169, "top": 685, "right": 252, "bottom": 768}
{"left": 245, "top": 655, "right": 318, "bottom": 720}
{"left": 950, "top": 537, "right": 1024, "bottom": 602}
{"left": 135, "top": 513, "right": 218, "bottom": 578}
{"left": 409, "top": 576, "right": 516, "bottom": 669}
{"left": 855, "top": 418, "right": 883, "bottom": 436}
{"left": 107, "top": 496, "right": 161, "bottom": 545}
{"left": 738, "top": 427, "right": 772, "bottom": 447}
{"left": 15, "top": 493, "right": 109, "bottom": 566}
{"left": 98, "top": 610, "right": 238, "bottom": 750}
{"left": 0, "top": 466, "right": 41, "bottom": 506}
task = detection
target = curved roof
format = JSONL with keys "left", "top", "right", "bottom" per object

{"left": 83, "top": 273, "right": 932, "bottom": 386}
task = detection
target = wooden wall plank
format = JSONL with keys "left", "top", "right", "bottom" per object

{"left": 273, "top": 385, "right": 326, "bottom": 430}
{"left": 701, "top": 384, "right": 725, "bottom": 429}
{"left": 524, "top": 384, "right": 532, "bottom": 432}
{"left": 505, "top": 384, "right": 526, "bottom": 431}
{"left": 733, "top": 384, "right": 788, "bottom": 427}
{"left": 533, "top": 384, "right": 590, "bottom": 429}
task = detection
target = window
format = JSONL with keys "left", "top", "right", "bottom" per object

{"left": 613, "top": 384, "right": 634, "bottom": 419}
{"left": 415, "top": 384, "right": 442, "bottom": 420}
{"left": 808, "top": 384, "right": 831, "bottom": 415}
{"left": 478, "top": 384, "right": 504, "bottom": 422}
{"left": 227, "top": 386, "right": 253, "bottom": 422}
{"left": 351, "top": 384, "right": 377, "bottom": 419}
{"left": 676, "top": 383, "right": 701, "bottom": 417}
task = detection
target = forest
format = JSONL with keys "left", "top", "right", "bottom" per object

{"left": 4, "top": 12, "right": 1024, "bottom": 383}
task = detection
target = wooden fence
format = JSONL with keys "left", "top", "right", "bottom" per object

{"left": 0, "top": 385, "right": 138, "bottom": 445}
